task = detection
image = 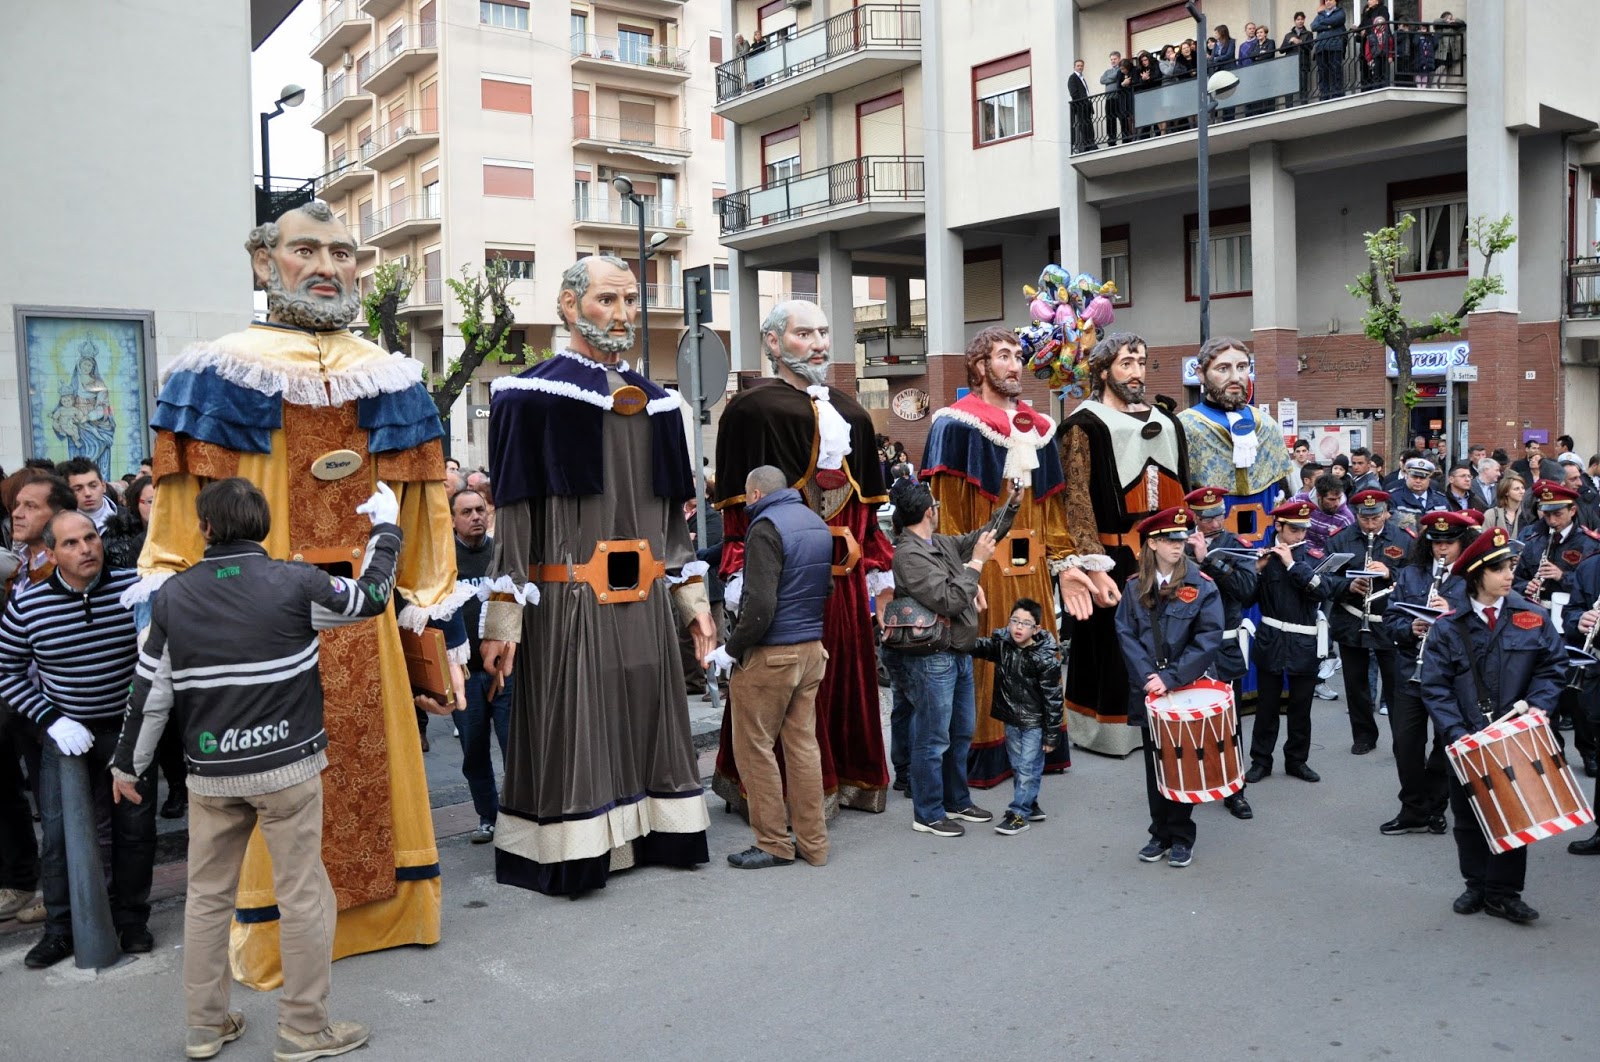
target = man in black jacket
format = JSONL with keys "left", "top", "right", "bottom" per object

{"left": 111, "top": 477, "right": 402, "bottom": 1062}
{"left": 450, "top": 488, "right": 510, "bottom": 845}
{"left": 706, "top": 466, "right": 833, "bottom": 870}
{"left": 1186, "top": 487, "right": 1258, "bottom": 819}
{"left": 1326, "top": 490, "right": 1410, "bottom": 755}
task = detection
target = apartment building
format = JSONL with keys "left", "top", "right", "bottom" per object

{"left": 306, "top": 0, "right": 731, "bottom": 466}
{"left": 715, "top": 0, "right": 1600, "bottom": 460}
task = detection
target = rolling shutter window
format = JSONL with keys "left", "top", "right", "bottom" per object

{"left": 481, "top": 78, "right": 532, "bottom": 113}
{"left": 483, "top": 163, "right": 535, "bottom": 198}
{"left": 963, "top": 256, "right": 1003, "bottom": 322}
{"left": 975, "top": 64, "right": 1030, "bottom": 100}
{"left": 618, "top": 100, "right": 656, "bottom": 143}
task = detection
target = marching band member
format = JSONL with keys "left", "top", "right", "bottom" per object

{"left": 1561, "top": 554, "right": 1600, "bottom": 854}
{"left": 1114, "top": 507, "right": 1224, "bottom": 868}
{"left": 1184, "top": 486, "right": 1258, "bottom": 820}
{"left": 1379, "top": 511, "right": 1474, "bottom": 836}
{"left": 1325, "top": 490, "right": 1411, "bottom": 755}
{"left": 1246, "top": 500, "right": 1336, "bottom": 784}
{"left": 1420, "top": 526, "right": 1566, "bottom": 924}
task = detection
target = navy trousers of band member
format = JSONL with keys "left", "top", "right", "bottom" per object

{"left": 1250, "top": 671, "right": 1316, "bottom": 770}
{"left": 1339, "top": 643, "right": 1395, "bottom": 749}
{"left": 1140, "top": 727, "right": 1196, "bottom": 848}
{"left": 1389, "top": 680, "right": 1450, "bottom": 823}
{"left": 1448, "top": 773, "right": 1527, "bottom": 899}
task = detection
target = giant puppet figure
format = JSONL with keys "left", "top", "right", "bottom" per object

{"left": 130, "top": 201, "right": 463, "bottom": 987}
{"left": 1059, "top": 332, "right": 1191, "bottom": 756}
{"left": 921, "top": 326, "right": 1087, "bottom": 783}
{"left": 480, "top": 255, "right": 713, "bottom": 896}
{"left": 1176, "top": 337, "right": 1294, "bottom": 544}
{"left": 710, "top": 299, "right": 893, "bottom": 815}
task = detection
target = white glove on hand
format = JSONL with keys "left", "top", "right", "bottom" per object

{"left": 355, "top": 482, "right": 400, "bottom": 526}
{"left": 706, "top": 646, "right": 736, "bottom": 677}
{"left": 723, "top": 573, "right": 744, "bottom": 613}
{"left": 47, "top": 717, "right": 93, "bottom": 757}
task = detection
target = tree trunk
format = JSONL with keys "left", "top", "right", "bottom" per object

{"left": 1388, "top": 334, "right": 1411, "bottom": 461}
{"left": 376, "top": 291, "right": 405, "bottom": 356}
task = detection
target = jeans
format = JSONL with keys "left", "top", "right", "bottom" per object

{"left": 456, "top": 670, "right": 511, "bottom": 826}
{"left": 1003, "top": 725, "right": 1044, "bottom": 818}
{"left": 881, "top": 648, "right": 915, "bottom": 783}
{"left": 39, "top": 721, "right": 157, "bottom": 937}
{"left": 895, "top": 650, "right": 974, "bottom": 825}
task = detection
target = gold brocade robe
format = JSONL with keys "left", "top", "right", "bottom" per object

{"left": 137, "top": 324, "right": 460, "bottom": 989}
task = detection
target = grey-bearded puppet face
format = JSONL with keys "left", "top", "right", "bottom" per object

{"left": 249, "top": 202, "right": 362, "bottom": 330}
{"left": 762, "top": 300, "right": 832, "bottom": 388}
{"left": 1200, "top": 343, "right": 1253, "bottom": 411}
{"left": 558, "top": 256, "right": 639, "bottom": 359}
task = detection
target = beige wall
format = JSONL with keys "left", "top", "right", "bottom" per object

{"left": 1506, "top": 0, "right": 1600, "bottom": 133}
{"left": 1077, "top": 0, "right": 1250, "bottom": 67}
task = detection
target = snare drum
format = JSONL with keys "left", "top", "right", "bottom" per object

{"left": 1145, "top": 678, "right": 1244, "bottom": 803}
{"left": 1446, "top": 708, "right": 1595, "bottom": 852}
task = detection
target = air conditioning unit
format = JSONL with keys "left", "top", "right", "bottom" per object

{"left": 397, "top": 125, "right": 415, "bottom": 137}
{"left": 342, "top": 51, "right": 354, "bottom": 69}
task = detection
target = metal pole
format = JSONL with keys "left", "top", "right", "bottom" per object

{"left": 636, "top": 198, "right": 652, "bottom": 379}
{"left": 686, "top": 274, "right": 719, "bottom": 713}
{"left": 1192, "top": 5, "right": 1211, "bottom": 345}
{"left": 259, "top": 110, "right": 273, "bottom": 197}
{"left": 58, "top": 755, "right": 120, "bottom": 969}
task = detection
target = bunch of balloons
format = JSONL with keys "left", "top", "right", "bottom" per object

{"left": 1015, "top": 264, "right": 1118, "bottom": 396}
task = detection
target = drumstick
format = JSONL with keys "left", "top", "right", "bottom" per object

{"left": 1489, "top": 699, "right": 1532, "bottom": 725}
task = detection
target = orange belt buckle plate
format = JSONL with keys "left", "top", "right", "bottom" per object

{"left": 289, "top": 544, "right": 366, "bottom": 575}
{"left": 536, "top": 539, "right": 668, "bottom": 605}
{"left": 830, "top": 526, "right": 861, "bottom": 577}
{"left": 995, "top": 527, "right": 1038, "bottom": 577}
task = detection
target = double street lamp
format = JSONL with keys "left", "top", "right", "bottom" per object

{"left": 611, "top": 174, "right": 669, "bottom": 378}
{"left": 1184, "top": 2, "right": 1239, "bottom": 344}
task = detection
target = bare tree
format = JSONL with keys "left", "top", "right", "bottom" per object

{"left": 361, "top": 259, "right": 419, "bottom": 356}
{"left": 1349, "top": 213, "right": 1516, "bottom": 460}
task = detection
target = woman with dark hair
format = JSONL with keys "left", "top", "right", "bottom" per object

{"left": 1421, "top": 525, "right": 1566, "bottom": 924}
{"left": 1480, "top": 472, "right": 1525, "bottom": 538}
{"left": 1211, "top": 25, "right": 1237, "bottom": 118}
{"left": 1114, "top": 506, "right": 1224, "bottom": 868}
{"left": 1134, "top": 51, "right": 1161, "bottom": 137}
{"left": 1381, "top": 510, "right": 1475, "bottom": 837}
{"left": 886, "top": 479, "right": 1019, "bottom": 838}
{"left": 102, "top": 474, "right": 153, "bottom": 570}
{"left": 1112, "top": 57, "right": 1137, "bottom": 143}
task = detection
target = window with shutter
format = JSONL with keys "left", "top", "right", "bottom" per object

{"left": 618, "top": 100, "right": 656, "bottom": 144}
{"left": 481, "top": 77, "right": 532, "bottom": 114}
{"left": 963, "top": 252, "right": 1003, "bottom": 321}
{"left": 483, "top": 162, "right": 535, "bottom": 198}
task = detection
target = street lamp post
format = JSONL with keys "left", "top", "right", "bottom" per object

{"left": 1186, "top": 2, "right": 1211, "bottom": 345}
{"left": 611, "top": 175, "right": 668, "bottom": 378}
{"left": 259, "top": 83, "right": 307, "bottom": 218}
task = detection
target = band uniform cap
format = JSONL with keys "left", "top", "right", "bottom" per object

{"left": 1136, "top": 506, "right": 1198, "bottom": 540}
{"left": 1557, "top": 451, "right": 1583, "bottom": 466}
{"left": 1421, "top": 509, "right": 1474, "bottom": 539}
{"left": 1184, "top": 486, "right": 1228, "bottom": 516}
{"left": 1403, "top": 458, "right": 1436, "bottom": 476}
{"left": 1350, "top": 489, "right": 1390, "bottom": 512}
{"left": 1270, "top": 499, "right": 1314, "bottom": 526}
{"left": 1535, "top": 481, "right": 1579, "bottom": 511}
{"left": 1453, "top": 526, "right": 1512, "bottom": 577}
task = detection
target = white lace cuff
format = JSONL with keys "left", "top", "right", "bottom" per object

{"left": 866, "top": 570, "right": 896, "bottom": 596}
{"left": 396, "top": 581, "right": 479, "bottom": 633}
{"left": 446, "top": 641, "right": 471, "bottom": 667}
{"left": 668, "top": 560, "right": 710, "bottom": 586}
{"left": 480, "top": 574, "right": 539, "bottom": 607}
{"left": 119, "top": 569, "right": 175, "bottom": 609}
{"left": 1050, "top": 553, "right": 1115, "bottom": 576}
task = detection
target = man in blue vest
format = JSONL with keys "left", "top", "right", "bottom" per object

{"left": 707, "top": 465, "right": 834, "bottom": 869}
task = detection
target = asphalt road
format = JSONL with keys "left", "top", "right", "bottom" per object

{"left": 2, "top": 676, "right": 1597, "bottom": 1062}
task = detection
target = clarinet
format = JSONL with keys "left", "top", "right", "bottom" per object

{"left": 1359, "top": 532, "right": 1376, "bottom": 634}
{"left": 1410, "top": 559, "right": 1447, "bottom": 684}
{"left": 1534, "top": 532, "right": 1561, "bottom": 603}
{"left": 1566, "top": 590, "right": 1600, "bottom": 691}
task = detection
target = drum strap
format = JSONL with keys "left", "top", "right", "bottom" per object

{"left": 1464, "top": 633, "right": 1496, "bottom": 728}
{"left": 1152, "top": 596, "right": 1172, "bottom": 672}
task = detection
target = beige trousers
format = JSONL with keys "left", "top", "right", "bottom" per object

{"left": 184, "top": 776, "right": 335, "bottom": 1034}
{"left": 730, "top": 641, "right": 829, "bottom": 864}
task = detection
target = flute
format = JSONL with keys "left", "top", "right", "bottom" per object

{"left": 1409, "top": 559, "right": 1447, "bottom": 684}
{"left": 1567, "top": 591, "right": 1600, "bottom": 691}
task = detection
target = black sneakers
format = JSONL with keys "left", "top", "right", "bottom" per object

{"left": 994, "top": 811, "right": 1030, "bottom": 835}
{"left": 24, "top": 934, "right": 72, "bottom": 969}
{"left": 1168, "top": 844, "right": 1194, "bottom": 868}
{"left": 1380, "top": 815, "right": 1431, "bottom": 836}
{"left": 945, "top": 805, "right": 993, "bottom": 823}
{"left": 1137, "top": 839, "right": 1168, "bottom": 862}
{"left": 1026, "top": 802, "right": 1047, "bottom": 822}
{"left": 1483, "top": 895, "right": 1540, "bottom": 924}
{"left": 913, "top": 818, "right": 965, "bottom": 837}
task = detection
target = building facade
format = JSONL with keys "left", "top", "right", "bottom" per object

{"left": 306, "top": 0, "right": 733, "bottom": 468}
{"left": 715, "top": 0, "right": 1600, "bottom": 463}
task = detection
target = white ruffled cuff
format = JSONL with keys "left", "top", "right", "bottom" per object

{"left": 866, "top": 570, "right": 896, "bottom": 596}
{"left": 396, "top": 580, "right": 478, "bottom": 633}
{"left": 446, "top": 641, "right": 471, "bottom": 666}
{"left": 1050, "top": 553, "right": 1116, "bottom": 576}
{"left": 119, "top": 570, "right": 175, "bottom": 610}
{"left": 668, "top": 560, "right": 710, "bottom": 586}
{"left": 479, "top": 574, "right": 539, "bottom": 607}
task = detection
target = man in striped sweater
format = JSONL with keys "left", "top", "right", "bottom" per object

{"left": 0, "top": 507, "right": 146, "bottom": 970}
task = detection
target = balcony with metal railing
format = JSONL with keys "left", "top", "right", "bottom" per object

{"left": 571, "top": 114, "right": 691, "bottom": 161}
{"left": 360, "top": 193, "right": 441, "bottom": 247}
{"left": 1569, "top": 257, "right": 1600, "bottom": 319}
{"left": 858, "top": 326, "right": 928, "bottom": 378}
{"left": 311, "top": 73, "right": 372, "bottom": 133}
{"left": 399, "top": 276, "right": 444, "bottom": 317}
{"left": 715, "top": 4, "right": 921, "bottom": 126}
{"left": 572, "top": 198, "right": 692, "bottom": 234}
{"left": 1069, "top": 22, "right": 1467, "bottom": 178}
{"left": 362, "top": 21, "right": 437, "bottom": 96}
{"left": 570, "top": 33, "right": 691, "bottom": 80}
{"left": 359, "top": 0, "right": 404, "bottom": 18}
{"left": 718, "top": 155, "right": 925, "bottom": 250}
{"left": 361, "top": 108, "right": 439, "bottom": 172}
{"left": 645, "top": 283, "right": 684, "bottom": 311}
{"left": 314, "top": 156, "right": 375, "bottom": 201}
{"left": 310, "top": 0, "right": 370, "bottom": 67}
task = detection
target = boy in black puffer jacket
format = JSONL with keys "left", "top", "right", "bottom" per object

{"left": 970, "top": 597, "right": 1064, "bottom": 835}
